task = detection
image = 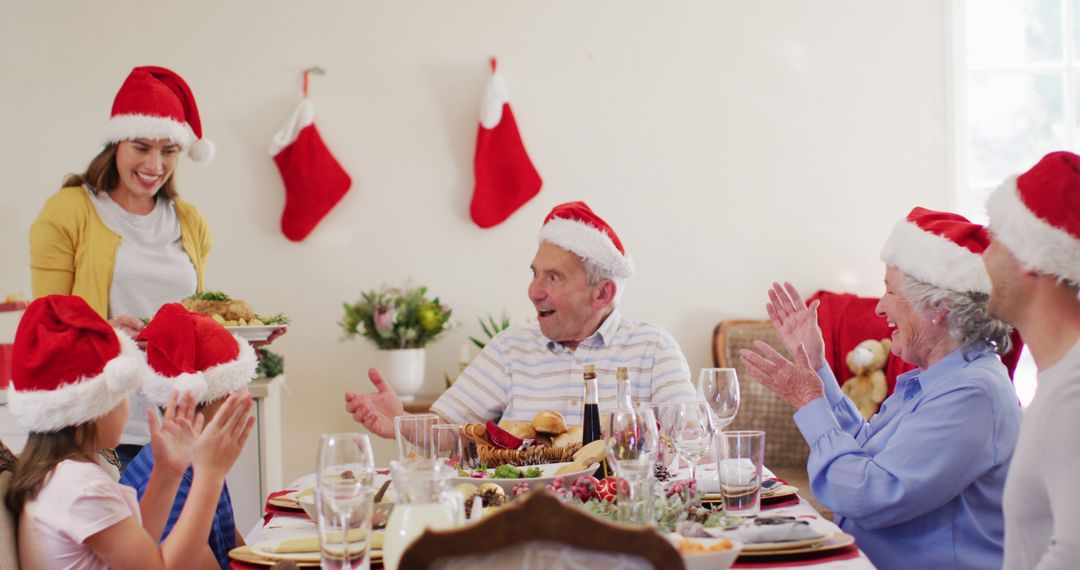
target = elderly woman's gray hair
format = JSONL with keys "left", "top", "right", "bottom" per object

{"left": 901, "top": 272, "right": 1013, "bottom": 355}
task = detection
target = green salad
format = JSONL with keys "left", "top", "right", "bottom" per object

{"left": 457, "top": 465, "right": 543, "bottom": 479}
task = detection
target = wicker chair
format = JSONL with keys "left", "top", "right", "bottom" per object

{"left": 0, "top": 439, "right": 19, "bottom": 570}
{"left": 712, "top": 319, "right": 832, "bottom": 519}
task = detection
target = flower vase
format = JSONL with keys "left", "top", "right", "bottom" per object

{"left": 378, "top": 348, "right": 426, "bottom": 402}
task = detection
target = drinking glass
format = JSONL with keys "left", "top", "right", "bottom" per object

{"left": 315, "top": 433, "right": 377, "bottom": 569}
{"left": 671, "top": 401, "right": 716, "bottom": 492}
{"left": 699, "top": 368, "right": 740, "bottom": 431}
{"left": 393, "top": 413, "right": 439, "bottom": 460}
{"left": 717, "top": 430, "right": 766, "bottom": 516}
{"left": 606, "top": 405, "right": 660, "bottom": 525}
{"left": 432, "top": 423, "right": 469, "bottom": 468}
{"left": 645, "top": 402, "right": 679, "bottom": 471}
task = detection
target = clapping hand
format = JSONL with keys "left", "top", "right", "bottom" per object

{"left": 344, "top": 368, "right": 405, "bottom": 439}
{"left": 740, "top": 341, "right": 825, "bottom": 410}
{"left": 192, "top": 392, "right": 254, "bottom": 481}
{"left": 766, "top": 282, "right": 827, "bottom": 371}
{"left": 149, "top": 390, "right": 203, "bottom": 477}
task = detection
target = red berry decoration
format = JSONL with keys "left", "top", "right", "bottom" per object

{"left": 596, "top": 477, "right": 628, "bottom": 502}
{"left": 568, "top": 476, "right": 600, "bottom": 502}
{"left": 485, "top": 420, "right": 524, "bottom": 450}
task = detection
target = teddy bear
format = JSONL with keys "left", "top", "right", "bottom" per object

{"left": 842, "top": 338, "right": 890, "bottom": 419}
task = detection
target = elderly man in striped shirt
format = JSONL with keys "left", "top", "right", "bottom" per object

{"left": 345, "top": 201, "right": 697, "bottom": 436}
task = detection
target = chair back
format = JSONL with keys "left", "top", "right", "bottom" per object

{"left": 712, "top": 319, "right": 809, "bottom": 468}
{"left": 398, "top": 490, "right": 684, "bottom": 570}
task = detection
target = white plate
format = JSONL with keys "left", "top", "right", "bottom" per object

{"left": 453, "top": 462, "right": 596, "bottom": 493}
{"left": 225, "top": 324, "right": 287, "bottom": 342}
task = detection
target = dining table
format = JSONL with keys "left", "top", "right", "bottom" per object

{"left": 235, "top": 464, "right": 877, "bottom": 570}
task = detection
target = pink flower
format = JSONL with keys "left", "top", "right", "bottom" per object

{"left": 374, "top": 306, "right": 396, "bottom": 335}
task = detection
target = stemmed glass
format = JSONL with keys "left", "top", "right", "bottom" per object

{"left": 646, "top": 402, "right": 679, "bottom": 472}
{"left": 315, "top": 433, "right": 376, "bottom": 569}
{"left": 699, "top": 368, "right": 740, "bottom": 432}
{"left": 671, "top": 401, "right": 716, "bottom": 492}
{"left": 606, "top": 405, "right": 661, "bottom": 524}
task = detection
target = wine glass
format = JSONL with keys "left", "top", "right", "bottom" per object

{"left": 671, "top": 401, "right": 715, "bottom": 493}
{"left": 315, "top": 433, "right": 376, "bottom": 569}
{"left": 699, "top": 368, "right": 740, "bottom": 431}
{"left": 606, "top": 405, "right": 660, "bottom": 524}
{"left": 646, "top": 402, "right": 679, "bottom": 473}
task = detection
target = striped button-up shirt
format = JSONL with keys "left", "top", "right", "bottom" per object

{"left": 431, "top": 309, "right": 696, "bottom": 424}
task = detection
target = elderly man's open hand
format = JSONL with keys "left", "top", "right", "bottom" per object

{"left": 740, "top": 341, "right": 825, "bottom": 410}
{"left": 766, "top": 282, "right": 827, "bottom": 371}
{"left": 344, "top": 368, "right": 406, "bottom": 439}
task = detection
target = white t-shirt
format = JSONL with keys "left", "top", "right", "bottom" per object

{"left": 1003, "top": 338, "right": 1080, "bottom": 569}
{"left": 87, "top": 187, "right": 197, "bottom": 446}
{"left": 18, "top": 459, "right": 141, "bottom": 570}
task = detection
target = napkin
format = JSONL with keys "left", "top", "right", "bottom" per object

{"left": 271, "top": 529, "right": 383, "bottom": 553}
{"left": 709, "top": 521, "right": 823, "bottom": 544}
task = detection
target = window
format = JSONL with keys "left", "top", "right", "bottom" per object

{"left": 952, "top": 0, "right": 1076, "bottom": 405}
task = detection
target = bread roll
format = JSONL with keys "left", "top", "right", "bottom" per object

{"left": 498, "top": 419, "right": 537, "bottom": 440}
{"left": 553, "top": 424, "right": 583, "bottom": 448}
{"left": 531, "top": 410, "right": 568, "bottom": 435}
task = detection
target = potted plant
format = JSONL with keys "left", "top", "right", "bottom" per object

{"left": 340, "top": 285, "right": 453, "bottom": 400}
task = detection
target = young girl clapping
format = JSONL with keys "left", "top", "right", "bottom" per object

{"left": 4, "top": 295, "right": 254, "bottom": 570}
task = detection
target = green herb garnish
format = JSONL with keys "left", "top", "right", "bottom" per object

{"left": 257, "top": 312, "right": 290, "bottom": 325}
{"left": 192, "top": 291, "right": 231, "bottom": 301}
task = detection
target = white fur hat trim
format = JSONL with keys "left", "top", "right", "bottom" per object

{"left": 540, "top": 217, "right": 635, "bottom": 280}
{"left": 987, "top": 176, "right": 1080, "bottom": 286}
{"left": 140, "top": 334, "right": 257, "bottom": 406}
{"left": 880, "top": 218, "right": 992, "bottom": 294}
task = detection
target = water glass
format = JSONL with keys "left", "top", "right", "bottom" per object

{"left": 382, "top": 460, "right": 461, "bottom": 570}
{"left": 699, "top": 368, "right": 740, "bottom": 431}
{"left": 394, "top": 413, "right": 439, "bottom": 460}
{"left": 432, "top": 423, "right": 470, "bottom": 468}
{"left": 672, "top": 401, "right": 715, "bottom": 489}
{"left": 645, "top": 402, "right": 679, "bottom": 471}
{"left": 315, "top": 433, "right": 377, "bottom": 569}
{"left": 606, "top": 405, "right": 660, "bottom": 525}
{"left": 717, "top": 430, "right": 765, "bottom": 516}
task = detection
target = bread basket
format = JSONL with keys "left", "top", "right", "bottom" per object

{"left": 463, "top": 423, "right": 583, "bottom": 467}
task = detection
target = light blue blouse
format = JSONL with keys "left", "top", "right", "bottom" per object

{"left": 793, "top": 343, "right": 1020, "bottom": 570}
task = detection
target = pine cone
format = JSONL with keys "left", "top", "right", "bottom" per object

{"left": 654, "top": 464, "right": 671, "bottom": 482}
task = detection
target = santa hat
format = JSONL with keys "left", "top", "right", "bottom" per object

{"left": 137, "top": 303, "right": 257, "bottom": 406}
{"left": 102, "top": 66, "right": 215, "bottom": 162}
{"left": 6, "top": 296, "right": 145, "bottom": 433}
{"left": 986, "top": 151, "right": 1080, "bottom": 287}
{"left": 538, "top": 201, "right": 634, "bottom": 280}
{"left": 880, "top": 206, "right": 992, "bottom": 294}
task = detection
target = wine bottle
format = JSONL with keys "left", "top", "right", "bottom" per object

{"left": 581, "top": 364, "right": 609, "bottom": 478}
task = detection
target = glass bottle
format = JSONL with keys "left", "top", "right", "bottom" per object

{"left": 582, "top": 364, "right": 609, "bottom": 478}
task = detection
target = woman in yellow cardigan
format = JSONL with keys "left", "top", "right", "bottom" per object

{"left": 29, "top": 66, "right": 216, "bottom": 467}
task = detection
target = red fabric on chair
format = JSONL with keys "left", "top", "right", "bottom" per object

{"left": 810, "top": 291, "right": 913, "bottom": 395}
{"left": 809, "top": 291, "right": 1024, "bottom": 395}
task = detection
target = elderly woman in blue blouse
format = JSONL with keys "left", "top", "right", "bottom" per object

{"left": 740, "top": 207, "right": 1020, "bottom": 570}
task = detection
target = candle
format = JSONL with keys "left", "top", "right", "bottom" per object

{"left": 459, "top": 343, "right": 471, "bottom": 364}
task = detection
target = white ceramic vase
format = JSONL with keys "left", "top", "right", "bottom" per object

{"left": 378, "top": 348, "right": 426, "bottom": 402}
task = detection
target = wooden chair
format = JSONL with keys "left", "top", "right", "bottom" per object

{"left": 712, "top": 319, "right": 833, "bottom": 520}
{"left": 398, "top": 490, "right": 685, "bottom": 570}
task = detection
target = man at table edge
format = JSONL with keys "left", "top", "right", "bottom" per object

{"left": 344, "top": 200, "right": 697, "bottom": 438}
{"left": 982, "top": 151, "right": 1080, "bottom": 569}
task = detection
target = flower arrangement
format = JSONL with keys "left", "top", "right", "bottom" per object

{"left": 340, "top": 285, "right": 453, "bottom": 349}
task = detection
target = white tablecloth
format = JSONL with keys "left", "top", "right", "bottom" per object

{"left": 249, "top": 469, "right": 877, "bottom": 569}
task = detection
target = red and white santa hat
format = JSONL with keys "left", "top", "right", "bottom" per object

{"left": 880, "top": 206, "right": 992, "bottom": 294}
{"left": 102, "top": 66, "right": 215, "bottom": 162}
{"left": 137, "top": 303, "right": 256, "bottom": 406}
{"left": 538, "top": 201, "right": 634, "bottom": 279}
{"left": 6, "top": 295, "right": 146, "bottom": 433}
{"left": 986, "top": 151, "right": 1080, "bottom": 287}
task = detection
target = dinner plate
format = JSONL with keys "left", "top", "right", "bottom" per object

{"left": 736, "top": 532, "right": 855, "bottom": 557}
{"left": 700, "top": 486, "right": 798, "bottom": 506}
{"left": 738, "top": 534, "right": 829, "bottom": 552}
{"left": 228, "top": 545, "right": 321, "bottom": 567}
{"left": 453, "top": 462, "right": 595, "bottom": 493}
{"left": 225, "top": 324, "right": 287, "bottom": 342}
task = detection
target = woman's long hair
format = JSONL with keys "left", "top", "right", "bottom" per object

{"left": 5, "top": 423, "right": 99, "bottom": 516}
{"left": 63, "top": 143, "right": 178, "bottom": 200}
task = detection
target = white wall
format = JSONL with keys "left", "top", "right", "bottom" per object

{"left": 0, "top": 0, "right": 951, "bottom": 481}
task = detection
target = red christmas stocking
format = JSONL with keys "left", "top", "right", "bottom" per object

{"left": 271, "top": 98, "right": 352, "bottom": 241}
{"left": 471, "top": 60, "right": 542, "bottom": 228}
